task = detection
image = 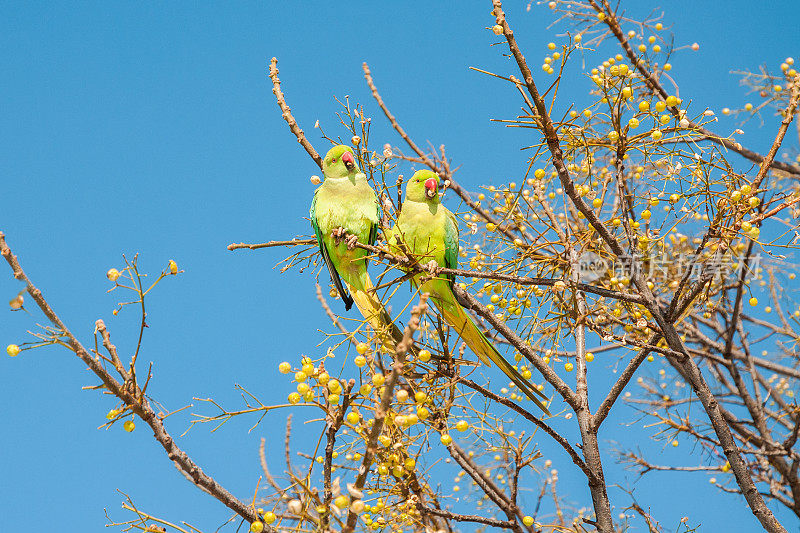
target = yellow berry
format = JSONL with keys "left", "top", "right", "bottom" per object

{"left": 418, "top": 349, "right": 431, "bottom": 362}
{"left": 123, "top": 420, "right": 135, "bottom": 432}
{"left": 417, "top": 406, "right": 430, "bottom": 420}
{"left": 440, "top": 434, "right": 453, "bottom": 445}
{"left": 354, "top": 355, "right": 367, "bottom": 367}
{"left": 294, "top": 371, "right": 307, "bottom": 382}
{"left": 455, "top": 420, "right": 469, "bottom": 432}
{"left": 749, "top": 297, "right": 758, "bottom": 307}
{"left": 106, "top": 268, "right": 120, "bottom": 282}
{"left": 168, "top": 259, "right": 178, "bottom": 275}
{"left": 372, "top": 373, "right": 385, "bottom": 386}
{"left": 278, "top": 362, "right": 291, "bottom": 374}
{"left": 651, "top": 129, "right": 663, "bottom": 140}
{"left": 334, "top": 495, "right": 349, "bottom": 509}
{"left": 263, "top": 512, "right": 276, "bottom": 525}
{"left": 288, "top": 392, "right": 301, "bottom": 404}
{"left": 396, "top": 389, "right": 409, "bottom": 402}
{"left": 106, "top": 409, "right": 119, "bottom": 420}
{"left": 628, "top": 117, "right": 640, "bottom": 128}
{"left": 492, "top": 25, "right": 503, "bottom": 35}
{"left": 523, "top": 516, "right": 535, "bottom": 527}
{"left": 565, "top": 362, "right": 574, "bottom": 372}
{"left": 585, "top": 352, "right": 594, "bottom": 362}
{"left": 249, "top": 521, "right": 264, "bottom": 533}
{"left": 347, "top": 411, "right": 360, "bottom": 424}
{"left": 6, "top": 344, "right": 20, "bottom": 357}
{"left": 356, "top": 342, "right": 369, "bottom": 355}
{"left": 534, "top": 168, "right": 545, "bottom": 179}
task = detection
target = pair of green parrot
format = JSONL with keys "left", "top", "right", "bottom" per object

{"left": 310, "top": 145, "right": 548, "bottom": 413}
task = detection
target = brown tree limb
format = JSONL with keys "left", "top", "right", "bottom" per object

{"left": 460, "top": 378, "right": 590, "bottom": 477}
{"left": 341, "top": 295, "right": 428, "bottom": 533}
{"left": 268, "top": 57, "right": 323, "bottom": 169}
{"left": 589, "top": 0, "right": 800, "bottom": 177}
{"left": 491, "top": 3, "right": 788, "bottom": 531}
{"left": 0, "top": 232, "right": 265, "bottom": 529}
{"left": 228, "top": 237, "right": 645, "bottom": 304}
{"left": 416, "top": 504, "right": 515, "bottom": 529}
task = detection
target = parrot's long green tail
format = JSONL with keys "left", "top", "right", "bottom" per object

{"left": 349, "top": 276, "right": 408, "bottom": 353}
{"left": 437, "top": 298, "right": 550, "bottom": 414}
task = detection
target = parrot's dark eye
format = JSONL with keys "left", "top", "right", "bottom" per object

{"left": 332, "top": 158, "right": 337, "bottom": 163}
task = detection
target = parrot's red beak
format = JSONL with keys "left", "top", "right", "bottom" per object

{"left": 341, "top": 150, "right": 355, "bottom": 170}
{"left": 424, "top": 178, "right": 438, "bottom": 198}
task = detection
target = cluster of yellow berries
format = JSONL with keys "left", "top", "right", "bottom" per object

{"left": 541, "top": 42, "right": 562, "bottom": 75}
{"left": 279, "top": 356, "right": 350, "bottom": 405}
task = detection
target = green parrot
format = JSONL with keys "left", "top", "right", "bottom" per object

{"left": 388, "top": 169, "right": 549, "bottom": 413}
{"left": 310, "top": 145, "right": 403, "bottom": 350}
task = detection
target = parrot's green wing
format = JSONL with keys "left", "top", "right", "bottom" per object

{"left": 310, "top": 189, "right": 354, "bottom": 310}
{"left": 443, "top": 209, "right": 459, "bottom": 285}
{"left": 367, "top": 194, "right": 379, "bottom": 252}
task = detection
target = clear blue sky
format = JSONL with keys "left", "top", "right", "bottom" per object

{"left": 2, "top": 1, "right": 798, "bottom": 531}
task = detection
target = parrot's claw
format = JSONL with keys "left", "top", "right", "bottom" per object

{"left": 331, "top": 227, "right": 346, "bottom": 244}
{"left": 425, "top": 260, "right": 440, "bottom": 274}
{"left": 345, "top": 234, "right": 359, "bottom": 250}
